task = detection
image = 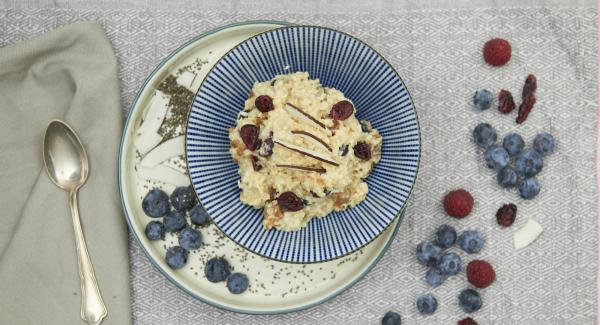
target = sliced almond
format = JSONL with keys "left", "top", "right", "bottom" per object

{"left": 274, "top": 139, "right": 339, "bottom": 166}
{"left": 276, "top": 164, "right": 326, "bottom": 174}
{"left": 284, "top": 103, "right": 332, "bottom": 136}
{"left": 291, "top": 130, "right": 332, "bottom": 152}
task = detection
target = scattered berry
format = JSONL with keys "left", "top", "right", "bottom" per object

{"left": 458, "top": 230, "right": 485, "bottom": 254}
{"left": 518, "top": 177, "right": 540, "bottom": 199}
{"left": 416, "top": 293, "right": 438, "bottom": 315}
{"left": 473, "top": 123, "right": 497, "bottom": 148}
{"left": 331, "top": 100, "right": 355, "bottom": 120}
{"left": 483, "top": 38, "right": 511, "bottom": 67}
{"left": 278, "top": 191, "right": 304, "bottom": 212}
{"left": 515, "top": 149, "right": 543, "bottom": 177}
{"left": 170, "top": 186, "right": 196, "bottom": 211}
{"left": 497, "top": 89, "right": 515, "bottom": 114}
{"left": 484, "top": 145, "right": 509, "bottom": 170}
{"left": 416, "top": 240, "right": 442, "bottom": 266}
{"left": 204, "top": 257, "right": 231, "bottom": 282}
{"left": 190, "top": 205, "right": 211, "bottom": 226}
{"left": 496, "top": 203, "right": 517, "bottom": 227}
{"left": 473, "top": 89, "right": 493, "bottom": 111}
{"left": 353, "top": 141, "right": 372, "bottom": 160}
{"left": 226, "top": 273, "right": 249, "bottom": 294}
{"left": 443, "top": 189, "right": 474, "bottom": 219}
{"left": 458, "top": 317, "right": 479, "bottom": 325}
{"left": 533, "top": 132, "right": 555, "bottom": 156}
{"left": 502, "top": 133, "right": 524, "bottom": 156}
{"left": 178, "top": 227, "right": 202, "bottom": 250}
{"left": 458, "top": 289, "right": 482, "bottom": 313}
{"left": 142, "top": 189, "right": 170, "bottom": 218}
{"left": 165, "top": 246, "right": 188, "bottom": 269}
{"left": 163, "top": 211, "right": 186, "bottom": 232}
{"left": 438, "top": 252, "right": 462, "bottom": 276}
{"left": 516, "top": 74, "right": 537, "bottom": 124}
{"left": 497, "top": 166, "right": 518, "bottom": 188}
{"left": 145, "top": 221, "right": 165, "bottom": 241}
{"left": 467, "top": 260, "right": 496, "bottom": 289}
{"left": 255, "top": 95, "right": 274, "bottom": 112}
{"left": 435, "top": 224, "right": 457, "bottom": 248}
{"left": 239, "top": 124, "right": 260, "bottom": 151}
{"left": 425, "top": 268, "right": 446, "bottom": 287}
{"left": 381, "top": 311, "right": 402, "bottom": 325}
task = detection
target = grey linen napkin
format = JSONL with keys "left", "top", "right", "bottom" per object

{"left": 0, "top": 22, "right": 131, "bottom": 324}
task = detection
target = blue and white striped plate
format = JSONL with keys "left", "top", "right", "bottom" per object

{"left": 186, "top": 26, "right": 420, "bottom": 263}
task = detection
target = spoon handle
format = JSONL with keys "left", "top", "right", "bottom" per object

{"left": 69, "top": 190, "right": 108, "bottom": 325}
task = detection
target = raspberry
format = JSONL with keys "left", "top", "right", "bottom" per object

{"left": 443, "top": 189, "right": 474, "bottom": 218}
{"left": 483, "top": 38, "right": 511, "bottom": 67}
{"left": 458, "top": 317, "right": 478, "bottom": 325}
{"left": 466, "top": 260, "right": 496, "bottom": 289}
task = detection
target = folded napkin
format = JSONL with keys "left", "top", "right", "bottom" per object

{"left": 0, "top": 22, "right": 130, "bottom": 324}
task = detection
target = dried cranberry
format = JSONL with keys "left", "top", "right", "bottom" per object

{"left": 239, "top": 124, "right": 260, "bottom": 151}
{"left": 258, "top": 135, "right": 274, "bottom": 157}
{"left": 497, "top": 89, "right": 515, "bottom": 114}
{"left": 496, "top": 203, "right": 517, "bottom": 227}
{"left": 277, "top": 192, "right": 304, "bottom": 212}
{"left": 330, "top": 100, "right": 354, "bottom": 121}
{"left": 255, "top": 95, "right": 274, "bottom": 112}
{"left": 521, "top": 74, "right": 537, "bottom": 100}
{"left": 251, "top": 156, "right": 262, "bottom": 171}
{"left": 516, "top": 74, "right": 537, "bottom": 124}
{"left": 353, "top": 141, "right": 371, "bottom": 160}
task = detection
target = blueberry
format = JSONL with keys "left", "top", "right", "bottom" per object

{"left": 381, "top": 311, "right": 401, "bottom": 325}
{"left": 226, "top": 273, "right": 249, "bottom": 294}
{"left": 416, "top": 293, "right": 438, "bottom": 315}
{"left": 163, "top": 211, "right": 186, "bottom": 232}
{"left": 458, "top": 230, "right": 485, "bottom": 254}
{"left": 473, "top": 123, "right": 497, "bottom": 148}
{"left": 416, "top": 240, "right": 442, "bottom": 266}
{"left": 497, "top": 166, "right": 518, "bottom": 188}
{"left": 458, "top": 289, "right": 482, "bottom": 313}
{"left": 438, "top": 252, "right": 462, "bottom": 275}
{"left": 190, "top": 205, "right": 211, "bottom": 226}
{"left": 518, "top": 177, "right": 540, "bottom": 199}
{"left": 533, "top": 132, "right": 555, "bottom": 156}
{"left": 204, "top": 257, "right": 231, "bottom": 282}
{"left": 435, "top": 224, "right": 457, "bottom": 249}
{"left": 145, "top": 221, "right": 165, "bottom": 241}
{"left": 165, "top": 246, "right": 188, "bottom": 269}
{"left": 170, "top": 186, "right": 197, "bottom": 211}
{"left": 425, "top": 268, "right": 446, "bottom": 287}
{"left": 484, "top": 145, "right": 509, "bottom": 170}
{"left": 515, "top": 149, "right": 543, "bottom": 177}
{"left": 473, "top": 89, "right": 493, "bottom": 111}
{"left": 178, "top": 227, "right": 202, "bottom": 250}
{"left": 502, "top": 133, "right": 525, "bottom": 156}
{"left": 142, "top": 189, "right": 170, "bottom": 218}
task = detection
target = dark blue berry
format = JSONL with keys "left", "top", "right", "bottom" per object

{"left": 416, "top": 240, "right": 442, "bottom": 266}
{"left": 497, "top": 166, "right": 518, "bottom": 188}
{"left": 425, "top": 268, "right": 446, "bottom": 287}
{"left": 416, "top": 293, "right": 438, "bottom": 315}
{"left": 435, "top": 224, "right": 457, "bottom": 248}
{"left": 145, "top": 221, "right": 165, "bottom": 241}
{"left": 515, "top": 149, "right": 543, "bottom": 177}
{"left": 518, "top": 177, "right": 540, "bottom": 199}
{"left": 205, "top": 257, "right": 231, "bottom": 283}
{"left": 438, "top": 252, "right": 462, "bottom": 275}
{"left": 473, "top": 123, "right": 497, "bottom": 148}
{"left": 502, "top": 133, "right": 524, "bottom": 156}
{"left": 142, "top": 189, "right": 170, "bottom": 218}
{"left": 178, "top": 227, "right": 202, "bottom": 250}
{"left": 226, "top": 273, "right": 249, "bottom": 294}
{"left": 533, "top": 132, "right": 555, "bottom": 156}
{"left": 473, "top": 89, "right": 493, "bottom": 111}
{"left": 458, "top": 230, "right": 485, "bottom": 254}
{"left": 458, "top": 289, "right": 482, "bottom": 313}
{"left": 190, "top": 205, "right": 211, "bottom": 226}
{"left": 165, "top": 246, "right": 188, "bottom": 269}
{"left": 381, "top": 311, "right": 401, "bottom": 325}
{"left": 484, "top": 145, "right": 509, "bottom": 170}
{"left": 163, "top": 211, "right": 186, "bottom": 232}
{"left": 170, "top": 186, "right": 197, "bottom": 211}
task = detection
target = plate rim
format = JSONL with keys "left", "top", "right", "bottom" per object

{"left": 185, "top": 24, "right": 422, "bottom": 264}
{"left": 118, "top": 20, "right": 406, "bottom": 315}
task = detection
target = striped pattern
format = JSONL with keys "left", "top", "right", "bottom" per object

{"left": 186, "top": 26, "right": 420, "bottom": 263}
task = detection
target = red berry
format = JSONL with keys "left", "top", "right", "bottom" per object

{"left": 458, "top": 317, "right": 478, "bottom": 325}
{"left": 483, "top": 38, "right": 511, "bottom": 67}
{"left": 331, "top": 100, "right": 354, "bottom": 120}
{"left": 239, "top": 124, "right": 260, "bottom": 151}
{"left": 467, "top": 260, "right": 496, "bottom": 289}
{"left": 353, "top": 141, "right": 372, "bottom": 160}
{"left": 496, "top": 203, "right": 517, "bottom": 227}
{"left": 277, "top": 192, "right": 304, "bottom": 212}
{"left": 255, "top": 95, "right": 274, "bottom": 112}
{"left": 443, "top": 189, "right": 474, "bottom": 218}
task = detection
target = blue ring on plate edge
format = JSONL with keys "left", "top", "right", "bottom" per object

{"left": 118, "top": 21, "right": 413, "bottom": 315}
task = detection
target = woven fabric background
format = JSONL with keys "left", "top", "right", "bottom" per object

{"left": 0, "top": 3, "right": 597, "bottom": 324}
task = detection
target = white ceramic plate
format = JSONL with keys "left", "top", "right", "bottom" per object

{"left": 119, "top": 21, "right": 403, "bottom": 314}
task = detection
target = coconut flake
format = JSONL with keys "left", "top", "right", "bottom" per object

{"left": 137, "top": 90, "right": 170, "bottom": 136}
{"left": 513, "top": 219, "right": 543, "bottom": 250}
{"left": 284, "top": 104, "right": 332, "bottom": 136}
{"left": 134, "top": 132, "right": 163, "bottom": 156}
{"left": 137, "top": 164, "right": 190, "bottom": 187}
{"left": 140, "top": 135, "right": 185, "bottom": 167}
{"left": 176, "top": 70, "right": 197, "bottom": 91}
{"left": 291, "top": 130, "right": 332, "bottom": 152}
{"left": 274, "top": 138, "right": 338, "bottom": 166}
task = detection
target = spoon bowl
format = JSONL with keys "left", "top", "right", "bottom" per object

{"left": 43, "top": 120, "right": 89, "bottom": 191}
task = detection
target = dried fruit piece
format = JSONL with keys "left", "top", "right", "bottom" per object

{"left": 458, "top": 317, "right": 479, "bottom": 325}
{"left": 521, "top": 74, "right": 537, "bottom": 99}
{"left": 496, "top": 203, "right": 517, "bottom": 227}
{"left": 239, "top": 124, "right": 260, "bottom": 151}
{"left": 251, "top": 156, "right": 262, "bottom": 171}
{"left": 330, "top": 100, "right": 354, "bottom": 120}
{"left": 497, "top": 89, "right": 515, "bottom": 114}
{"left": 516, "top": 74, "right": 537, "bottom": 124}
{"left": 483, "top": 38, "right": 511, "bottom": 67}
{"left": 258, "top": 134, "right": 274, "bottom": 157}
{"left": 255, "top": 95, "right": 274, "bottom": 112}
{"left": 277, "top": 192, "right": 304, "bottom": 212}
{"left": 353, "top": 141, "right": 371, "bottom": 160}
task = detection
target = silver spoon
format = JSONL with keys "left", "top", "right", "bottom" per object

{"left": 43, "top": 120, "right": 107, "bottom": 325}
